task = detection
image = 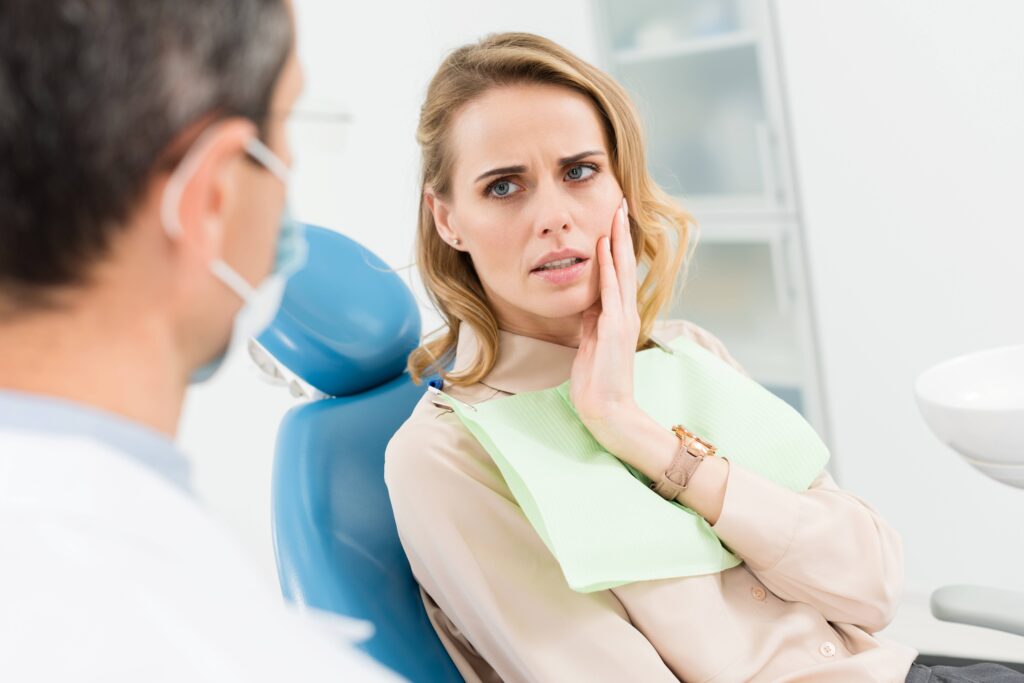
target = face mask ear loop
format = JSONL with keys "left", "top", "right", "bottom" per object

{"left": 159, "top": 124, "right": 227, "bottom": 239}
{"left": 160, "top": 123, "right": 260, "bottom": 303}
{"left": 244, "top": 137, "right": 291, "bottom": 184}
{"left": 208, "top": 259, "right": 257, "bottom": 301}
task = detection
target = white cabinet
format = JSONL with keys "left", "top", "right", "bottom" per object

{"left": 593, "top": 0, "right": 830, "bottom": 446}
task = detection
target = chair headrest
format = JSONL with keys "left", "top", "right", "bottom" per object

{"left": 255, "top": 224, "right": 421, "bottom": 397}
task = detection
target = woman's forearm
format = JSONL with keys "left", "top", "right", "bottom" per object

{"left": 588, "top": 404, "right": 729, "bottom": 524}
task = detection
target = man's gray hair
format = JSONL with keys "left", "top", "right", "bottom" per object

{"left": 0, "top": 0, "right": 292, "bottom": 312}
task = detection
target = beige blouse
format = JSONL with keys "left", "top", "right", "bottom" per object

{"left": 385, "top": 320, "right": 918, "bottom": 682}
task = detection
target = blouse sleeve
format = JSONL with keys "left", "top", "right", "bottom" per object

{"left": 711, "top": 465, "right": 904, "bottom": 633}
{"left": 668, "top": 320, "right": 904, "bottom": 633}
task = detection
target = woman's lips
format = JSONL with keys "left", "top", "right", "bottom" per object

{"left": 530, "top": 258, "right": 590, "bottom": 285}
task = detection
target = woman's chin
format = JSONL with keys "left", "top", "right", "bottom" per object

{"left": 527, "top": 288, "right": 599, "bottom": 320}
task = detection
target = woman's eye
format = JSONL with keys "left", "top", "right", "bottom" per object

{"left": 488, "top": 179, "right": 522, "bottom": 199}
{"left": 565, "top": 164, "right": 596, "bottom": 182}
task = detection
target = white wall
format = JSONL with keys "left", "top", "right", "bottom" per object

{"left": 179, "top": 0, "right": 597, "bottom": 579}
{"left": 774, "top": 0, "right": 1024, "bottom": 655}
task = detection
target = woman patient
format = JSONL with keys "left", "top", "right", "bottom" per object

{"left": 385, "top": 32, "right": 1022, "bottom": 683}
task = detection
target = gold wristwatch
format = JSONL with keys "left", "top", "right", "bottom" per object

{"left": 649, "top": 425, "right": 717, "bottom": 501}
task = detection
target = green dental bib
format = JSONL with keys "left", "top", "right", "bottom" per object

{"left": 437, "top": 335, "right": 829, "bottom": 593}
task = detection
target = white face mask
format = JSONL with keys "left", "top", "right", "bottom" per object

{"left": 159, "top": 125, "right": 308, "bottom": 383}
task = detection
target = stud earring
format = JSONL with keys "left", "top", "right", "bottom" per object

{"left": 451, "top": 237, "right": 461, "bottom": 246}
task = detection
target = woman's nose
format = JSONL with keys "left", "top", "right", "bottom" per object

{"left": 538, "top": 220, "right": 570, "bottom": 236}
{"left": 533, "top": 189, "right": 573, "bottom": 237}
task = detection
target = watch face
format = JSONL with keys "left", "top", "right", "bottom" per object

{"left": 672, "top": 426, "right": 717, "bottom": 457}
{"left": 691, "top": 438, "right": 715, "bottom": 458}
{"left": 672, "top": 425, "right": 696, "bottom": 442}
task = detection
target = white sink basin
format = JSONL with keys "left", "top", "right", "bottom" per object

{"left": 915, "top": 344, "right": 1024, "bottom": 488}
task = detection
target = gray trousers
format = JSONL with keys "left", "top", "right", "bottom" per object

{"left": 907, "top": 663, "right": 1024, "bottom": 682}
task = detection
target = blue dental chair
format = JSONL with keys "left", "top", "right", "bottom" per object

{"left": 254, "top": 224, "right": 463, "bottom": 682}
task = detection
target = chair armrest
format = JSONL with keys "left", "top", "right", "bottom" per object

{"left": 931, "top": 585, "right": 1024, "bottom": 637}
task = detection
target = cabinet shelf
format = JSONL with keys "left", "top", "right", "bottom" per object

{"left": 684, "top": 205, "right": 797, "bottom": 245}
{"left": 613, "top": 31, "right": 757, "bottom": 65}
{"left": 690, "top": 220, "right": 782, "bottom": 245}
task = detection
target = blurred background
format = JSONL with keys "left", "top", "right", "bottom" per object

{"left": 179, "top": 0, "right": 1024, "bottom": 662}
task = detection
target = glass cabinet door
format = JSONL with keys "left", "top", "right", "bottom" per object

{"left": 592, "top": 0, "right": 829, "bottom": 441}
{"left": 597, "top": 0, "right": 780, "bottom": 208}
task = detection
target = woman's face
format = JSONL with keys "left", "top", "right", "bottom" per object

{"left": 428, "top": 83, "right": 624, "bottom": 342}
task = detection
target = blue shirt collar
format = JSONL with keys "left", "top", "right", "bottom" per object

{"left": 0, "top": 390, "right": 192, "bottom": 495}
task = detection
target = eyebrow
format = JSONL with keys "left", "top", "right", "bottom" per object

{"left": 473, "top": 150, "right": 605, "bottom": 183}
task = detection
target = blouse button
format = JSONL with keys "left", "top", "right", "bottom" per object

{"left": 819, "top": 641, "right": 837, "bottom": 658}
{"left": 750, "top": 586, "right": 766, "bottom": 602}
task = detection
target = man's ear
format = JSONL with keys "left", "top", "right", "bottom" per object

{"left": 425, "top": 190, "right": 462, "bottom": 250}
{"left": 171, "top": 119, "right": 258, "bottom": 262}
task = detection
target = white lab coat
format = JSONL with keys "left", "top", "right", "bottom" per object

{"left": 0, "top": 428, "right": 403, "bottom": 682}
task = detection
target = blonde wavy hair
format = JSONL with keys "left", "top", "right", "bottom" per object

{"left": 408, "top": 32, "right": 696, "bottom": 386}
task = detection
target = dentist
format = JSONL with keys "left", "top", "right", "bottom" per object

{"left": 0, "top": 1, "right": 399, "bottom": 680}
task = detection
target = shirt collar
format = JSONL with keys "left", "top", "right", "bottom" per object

{"left": 0, "top": 390, "right": 192, "bottom": 495}
{"left": 452, "top": 323, "right": 580, "bottom": 395}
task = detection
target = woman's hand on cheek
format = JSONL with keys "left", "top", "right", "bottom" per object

{"left": 568, "top": 199, "right": 730, "bottom": 516}
{"left": 570, "top": 198, "right": 648, "bottom": 451}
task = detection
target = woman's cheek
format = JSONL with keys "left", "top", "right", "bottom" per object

{"left": 580, "top": 188, "right": 622, "bottom": 236}
{"left": 474, "top": 228, "right": 522, "bottom": 288}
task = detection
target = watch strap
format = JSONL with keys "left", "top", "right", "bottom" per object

{"left": 649, "top": 426, "right": 715, "bottom": 501}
